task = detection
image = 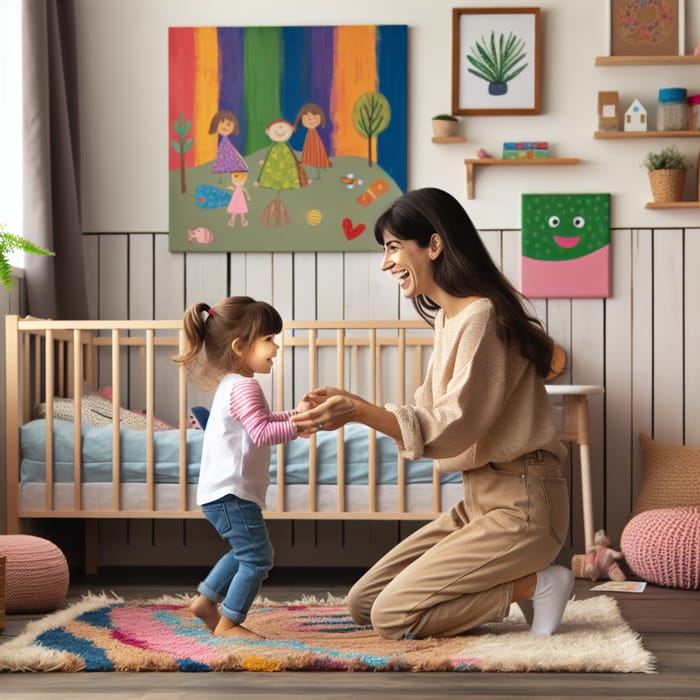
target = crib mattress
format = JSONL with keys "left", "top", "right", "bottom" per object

{"left": 20, "top": 419, "right": 459, "bottom": 486}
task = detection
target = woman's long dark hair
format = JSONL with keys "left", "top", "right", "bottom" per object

{"left": 374, "top": 188, "right": 553, "bottom": 377}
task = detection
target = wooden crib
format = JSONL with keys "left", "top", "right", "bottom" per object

{"left": 4, "top": 315, "right": 600, "bottom": 570}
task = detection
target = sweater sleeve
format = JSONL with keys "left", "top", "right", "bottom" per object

{"left": 228, "top": 378, "right": 298, "bottom": 446}
{"left": 387, "top": 304, "right": 511, "bottom": 461}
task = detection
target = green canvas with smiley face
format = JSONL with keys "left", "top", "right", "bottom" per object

{"left": 521, "top": 193, "right": 610, "bottom": 261}
{"left": 520, "top": 193, "right": 610, "bottom": 298}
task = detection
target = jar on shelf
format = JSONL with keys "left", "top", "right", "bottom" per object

{"left": 689, "top": 94, "right": 700, "bottom": 131}
{"left": 657, "top": 88, "right": 688, "bottom": 131}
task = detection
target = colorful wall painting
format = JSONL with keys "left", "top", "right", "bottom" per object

{"left": 520, "top": 194, "right": 610, "bottom": 298}
{"left": 168, "top": 25, "right": 407, "bottom": 253}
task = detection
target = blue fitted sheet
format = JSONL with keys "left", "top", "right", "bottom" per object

{"left": 19, "top": 419, "right": 459, "bottom": 485}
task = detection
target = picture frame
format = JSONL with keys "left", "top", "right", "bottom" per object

{"left": 452, "top": 7, "right": 540, "bottom": 116}
{"left": 607, "top": 0, "right": 685, "bottom": 57}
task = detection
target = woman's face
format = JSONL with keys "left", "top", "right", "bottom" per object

{"left": 380, "top": 229, "right": 434, "bottom": 299}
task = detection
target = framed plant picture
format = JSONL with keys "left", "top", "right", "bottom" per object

{"left": 607, "top": 0, "right": 685, "bottom": 57}
{"left": 452, "top": 7, "right": 540, "bottom": 116}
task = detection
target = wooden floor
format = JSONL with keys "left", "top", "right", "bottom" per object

{"left": 1, "top": 568, "right": 699, "bottom": 699}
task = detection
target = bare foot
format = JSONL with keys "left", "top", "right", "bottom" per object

{"left": 190, "top": 594, "right": 221, "bottom": 632}
{"left": 214, "top": 616, "right": 264, "bottom": 640}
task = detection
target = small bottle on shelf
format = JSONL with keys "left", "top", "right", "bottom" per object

{"left": 657, "top": 88, "right": 688, "bottom": 131}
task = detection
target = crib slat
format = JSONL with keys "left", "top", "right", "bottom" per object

{"left": 397, "top": 329, "right": 406, "bottom": 514}
{"left": 336, "top": 328, "right": 346, "bottom": 514}
{"left": 44, "top": 330, "right": 54, "bottom": 512}
{"left": 111, "top": 330, "right": 121, "bottom": 511}
{"left": 276, "top": 328, "right": 286, "bottom": 513}
{"left": 178, "top": 329, "right": 188, "bottom": 512}
{"left": 308, "top": 328, "right": 317, "bottom": 513}
{"left": 73, "top": 330, "right": 83, "bottom": 511}
{"left": 145, "top": 330, "right": 155, "bottom": 511}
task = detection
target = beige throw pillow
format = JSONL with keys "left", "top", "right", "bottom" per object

{"left": 634, "top": 433, "right": 700, "bottom": 515}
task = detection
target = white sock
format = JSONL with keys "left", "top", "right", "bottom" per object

{"left": 527, "top": 565, "right": 574, "bottom": 635}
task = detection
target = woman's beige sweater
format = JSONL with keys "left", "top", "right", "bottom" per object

{"left": 386, "top": 298, "right": 567, "bottom": 472}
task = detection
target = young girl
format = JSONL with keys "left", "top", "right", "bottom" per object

{"left": 172, "top": 296, "right": 308, "bottom": 639}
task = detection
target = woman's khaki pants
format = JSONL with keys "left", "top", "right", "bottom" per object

{"left": 346, "top": 450, "right": 569, "bottom": 639}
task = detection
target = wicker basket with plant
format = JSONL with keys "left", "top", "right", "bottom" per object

{"left": 431, "top": 114, "right": 459, "bottom": 139}
{"left": 642, "top": 144, "right": 691, "bottom": 203}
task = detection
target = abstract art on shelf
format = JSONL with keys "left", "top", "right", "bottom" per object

{"left": 520, "top": 194, "right": 610, "bottom": 299}
{"left": 168, "top": 25, "right": 407, "bottom": 253}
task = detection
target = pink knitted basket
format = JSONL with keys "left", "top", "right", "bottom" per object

{"left": 621, "top": 507, "right": 700, "bottom": 590}
{"left": 0, "top": 535, "right": 69, "bottom": 613}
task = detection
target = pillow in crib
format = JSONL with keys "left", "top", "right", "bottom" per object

{"left": 33, "top": 393, "right": 175, "bottom": 431}
{"left": 633, "top": 433, "right": 700, "bottom": 515}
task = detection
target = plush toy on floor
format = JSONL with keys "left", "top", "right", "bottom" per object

{"left": 572, "top": 529, "right": 627, "bottom": 582}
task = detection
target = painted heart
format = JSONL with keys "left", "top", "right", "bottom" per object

{"left": 342, "top": 218, "right": 366, "bottom": 240}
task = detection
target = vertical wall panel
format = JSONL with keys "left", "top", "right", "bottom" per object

{"left": 630, "top": 230, "right": 653, "bottom": 501}
{"left": 652, "top": 230, "right": 684, "bottom": 443}
{"left": 685, "top": 231, "right": 700, "bottom": 445}
{"left": 605, "top": 229, "right": 634, "bottom": 530}
{"left": 184, "top": 252, "right": 228, "bottom": 308}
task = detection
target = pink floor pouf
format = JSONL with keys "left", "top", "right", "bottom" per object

{"left": 621, "top": 507, "right": 700, "bottom": 590}
{"left": 0, "top": 535, "right": 70, "bottom": 613}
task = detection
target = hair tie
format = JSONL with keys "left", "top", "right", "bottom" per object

{"left": 199, "top": 306, "right": 216, "bottom": 324}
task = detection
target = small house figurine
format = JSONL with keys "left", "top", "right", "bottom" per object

{"left": 624, "top": 98, "right": 648, "bottom": 132}
{"left": 598, "top": 91, "right": 621, "bottom": 131}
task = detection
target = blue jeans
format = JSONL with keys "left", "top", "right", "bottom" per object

{"left": 198, "top": 494, "right": 274, "bottom": 624}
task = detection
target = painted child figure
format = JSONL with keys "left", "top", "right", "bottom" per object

{"left": 227, "top": 171, "right": 251, "bottom": 227}
{"left": 172, "top": 296, "right": 311, "bottom": 639}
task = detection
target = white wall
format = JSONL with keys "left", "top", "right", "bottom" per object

{"left": 75, "top": 0, "right": 700, "bottom": 232}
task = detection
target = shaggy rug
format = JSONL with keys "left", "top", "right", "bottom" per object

{"left": 0, "top": 594, "right": 655, "bottom": 673}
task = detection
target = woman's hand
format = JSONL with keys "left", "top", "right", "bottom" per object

{"left": 292, "top": 394, "right": 360, "bottom": 435}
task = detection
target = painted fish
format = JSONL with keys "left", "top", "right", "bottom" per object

{"left": 187, "top": 226, "right": 214, "bottom": 244}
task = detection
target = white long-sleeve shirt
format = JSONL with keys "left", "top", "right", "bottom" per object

{"left": 196, "top": 373, "right": 298, "bottom": 508}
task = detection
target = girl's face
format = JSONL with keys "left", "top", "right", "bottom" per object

{"left": 301, "top": 112, "right": 321, "bottom": 129}
{"left": 380, "top": 230, "right": 436, "bottom": 299}
{"left": 230, "top": 171, "right": 248, "bottom": 185}
{"left": 266, "top": 120, "right": 294, "bottom": 142}
{"left": 217, "top": 118, "right": 235, "bottom": 135}
{"left": 236, "top": 334, "right": 279, "bottom": 376}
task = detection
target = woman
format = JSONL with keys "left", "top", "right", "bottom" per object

{"left": 292, "top": 187, "right": 573, "bottom": 639}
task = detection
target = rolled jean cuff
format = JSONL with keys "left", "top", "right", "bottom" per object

{"left": 197, "top": 582, "right": 224, "bottom": 604}
{"left": 220, "top": 603, "right": 246, "bottom": 624}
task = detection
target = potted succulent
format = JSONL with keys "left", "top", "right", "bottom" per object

{"left": 642, "top": 144, "right": 691, "bottom": 203}
{"left": 0, "top": 223, "right": 54, "bottom": 291}
{"left": 431, "top": 113, "right": 459, "bottom": 139}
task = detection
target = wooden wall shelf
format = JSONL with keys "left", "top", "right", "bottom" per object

{"left": 595, "top": 55, "right": 700, "bottom": 66}
{"left": 463, "top": 158, "right": 580, "bottom": 199}
{"left": 645, "top": 201, "right": 700, "bottom": 209}
{"left": 432, "top": 136, "right": 466, "bottom": 143}
{"left": 595, "top": 130, "right": 700, "bottom": 139}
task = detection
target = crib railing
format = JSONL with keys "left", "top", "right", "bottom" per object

{"left": 4, "top": 316, "right": 440, "bottom": 538}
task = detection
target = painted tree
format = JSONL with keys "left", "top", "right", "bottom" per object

{"left": 171, "top": 113, "right": 194, "bottom": 193}
{"left": 352, "top": 92, "right": 391, "bottom": 167}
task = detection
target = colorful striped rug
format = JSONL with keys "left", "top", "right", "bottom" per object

{"left": 0, "top": 594, "right": 655, "bottom": 673}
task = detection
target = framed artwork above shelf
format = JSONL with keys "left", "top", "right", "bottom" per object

{"left": 463, "top": 158, "right": 580, "bottom": 199}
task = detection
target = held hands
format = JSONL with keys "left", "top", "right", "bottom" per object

{"left": 292, "top": 386, "right": 361, "bottom": 437}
